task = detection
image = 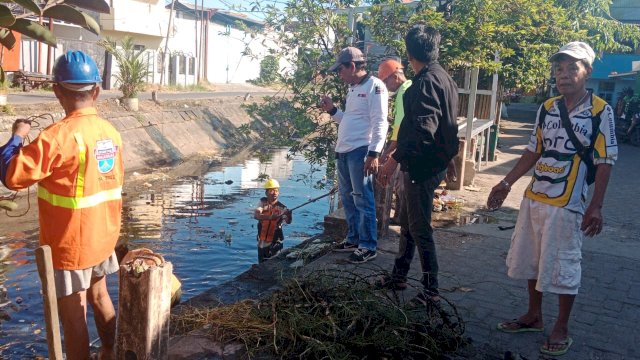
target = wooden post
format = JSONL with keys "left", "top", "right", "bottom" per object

{"left": 376, "top": 164, "right": 401, "bottom": 239}
{"left": 375, "top": 174, "right": 393, "bottom": 239}
{"left": 116, "top": 257, "right": 172, "bottom": 359}
{"left": 465, "top": 68, "right": 480, "bottom": 149}
{"left": 35, "top": 245, "right": 64, "bottom": 360}
{"left": 448, "top": 140, "right": 466, "bottom": 191}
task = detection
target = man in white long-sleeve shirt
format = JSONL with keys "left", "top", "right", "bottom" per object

{"left": 320, "top": 46, "right": 389, "bottom": 263}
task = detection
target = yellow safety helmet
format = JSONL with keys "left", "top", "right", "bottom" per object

{"left": 264, "top": 178, "right": 280, "bottom": 189}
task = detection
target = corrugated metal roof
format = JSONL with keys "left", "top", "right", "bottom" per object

{"left": 610, "top": 0, "right": 640, "bottom": 22}
{"left": 592, "top": 53, "right": 640, "bottom": 80}
{"left": 168, "top": 0, "right": 263, "bottom": 28}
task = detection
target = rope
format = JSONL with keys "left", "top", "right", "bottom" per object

{"left": 1, "top": 113, "right": 56, "bottom": 217}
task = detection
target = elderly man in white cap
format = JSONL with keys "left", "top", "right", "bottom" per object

{"left": 487, "top": 41, "right": 618, "bottom": 356}
{"left": 319, "top": 47, "right": 388, "bottom": 264}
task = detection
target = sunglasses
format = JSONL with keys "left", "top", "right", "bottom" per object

{"left": 334, "top": 62, "right": 351, "bottom": 73}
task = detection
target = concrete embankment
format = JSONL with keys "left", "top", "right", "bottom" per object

{"left": 0, "top": 97, "right": 259, "bottom": 174}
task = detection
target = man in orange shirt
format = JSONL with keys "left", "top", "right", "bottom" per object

{"left": 254, "top": 178, "right": 292, "bottom": 263}
{"left": 0, "top": 51, "right": 123, "bottom": 360}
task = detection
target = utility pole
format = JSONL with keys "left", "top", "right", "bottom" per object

{"left": 38, "top": 15, "right": 43, "bottom": 73}
{"left": 194, "top": 0, "right": 199, "bottom": 83}
{"left": 204, "top": 10, "right": 210, "bottom": 81}
{"left": 224, "top": 24, "right": 230, "bottom": 83}
{"left": 46, "top": 18, "right": 54, "bottom": 75}
{"left": 200, "top": 0, "right": 205, "bottom": 82}
{"left": 160, "top": 0, "right": 176, "bottom": 86}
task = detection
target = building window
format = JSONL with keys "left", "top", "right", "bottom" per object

{"left": 179, "top": 55, "right": 186, "bottom": 75}
{"left": 189, "top": 57, "right": 195, "bottom": 75}
{"left": 598, "top": 81, "right": 615, "bottom": 104}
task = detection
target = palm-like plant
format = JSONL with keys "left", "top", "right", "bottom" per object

{"left": 0, "top": 1, "right": 109, "bottom": 59}
{"left": 98, "top": 36, "right": 150, "bottom": 99}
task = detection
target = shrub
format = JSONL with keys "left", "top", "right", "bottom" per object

{"left": 99, "top": 36, "right": 150, "bottom": 98}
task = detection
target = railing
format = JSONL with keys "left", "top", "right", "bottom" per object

{"left": 456, "top": 90, "right": 500, "bottom": 171}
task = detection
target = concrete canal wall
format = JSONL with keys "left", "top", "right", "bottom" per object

{"left": 0, "top": 98, "right": 259, "bottom": 180}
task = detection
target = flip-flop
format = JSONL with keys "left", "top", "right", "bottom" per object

{"left": 496, "top": 319, "right": 544, "bottom": 333}
{"left": 540, "top": 337, "right": 573, "bottom": 356}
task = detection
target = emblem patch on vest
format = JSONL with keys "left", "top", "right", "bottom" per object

{"left": 95, "top": 139, "right": 118, "bottom": 173}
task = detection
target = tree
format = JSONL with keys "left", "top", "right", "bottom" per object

{"left": 241, "top": 0, "right": 359, "bottom": 166}
{"left": 554, "top": 0, "right": 640, "bottom": 53}
{"left": 250, "top": 54, "right": 281, "bottom": 85}
{"left": 239, "top": 0, "right": 640, "bottom": 164}
{"left": 0, "top": 1, "right": 109, "bottom": 72}
{"left": 366, "top": 0, "right": 639, "bottom": 91}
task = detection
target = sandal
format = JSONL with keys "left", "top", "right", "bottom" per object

{"left": 540, "top": 337, "right": 573, "bottom": 356}
{"left": 497, "top": 319, "right": 543, "bottom": 333}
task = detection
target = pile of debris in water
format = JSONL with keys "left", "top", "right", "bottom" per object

{"left": 433, "top": 188, "right": 465, "bottom": 212}
{"left": 171, "top": 269, "right": 468, "bottom": 358}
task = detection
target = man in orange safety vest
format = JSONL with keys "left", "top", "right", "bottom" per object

{"left": 254, "top": 178, "right": 292, "bottom": 263}
{"left": 0, "top": 50, "right": 123, "bottom": 360}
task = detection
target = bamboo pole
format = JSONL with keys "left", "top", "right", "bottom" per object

{"left": 35, "top": 245, "right": 63, "bottom": 360}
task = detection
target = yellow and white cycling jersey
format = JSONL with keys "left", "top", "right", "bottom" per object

{"left": 524, "top": 94, "right": 618, "bottom": 214}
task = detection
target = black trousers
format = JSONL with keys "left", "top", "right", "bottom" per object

{"left": 258, "top": 240, "right": 283, "bottom": 263}
{"left": 392, "top": 169, "right": 445, "bottom": 293}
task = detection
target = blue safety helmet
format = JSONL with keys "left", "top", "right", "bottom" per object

{"left": 53, "top": 50, "right": 102, "bottom": 84}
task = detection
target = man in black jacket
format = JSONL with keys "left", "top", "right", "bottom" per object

{"left": 378, "top": 24, "right": 458, "bottom": 304}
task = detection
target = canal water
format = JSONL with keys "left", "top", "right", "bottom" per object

{"left": 0, "top": 148, "right": 332, "bottom": 358}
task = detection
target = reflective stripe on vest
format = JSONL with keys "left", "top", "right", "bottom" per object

{"left": 73, "top": 133, "right": 86, "bottom": 198}
{"left": 38, "top": 186, "right": 122, "bottom": 209}
{"left": 37, "top": 132, "right": 121, "bottom": 209}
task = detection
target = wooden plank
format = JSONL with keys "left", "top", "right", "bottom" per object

{"left": 35, "top": 245, "right": 64, "bottom": 360}
{"left": 458, "top": 93, "right": 469, "bottom": 118}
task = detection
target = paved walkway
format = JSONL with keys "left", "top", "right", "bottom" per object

{"left": 10, "top": 88, "right": 637, "bottom": 358}
{"left": 5, "top": 82, "right": 277, "bottom": 104}
{"left": 380, "top": 103, "right": 640, "bottom": 359}
{"left": 180, "top": 102, "right": 640, "bottom": 359}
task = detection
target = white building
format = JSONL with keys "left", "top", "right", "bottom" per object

{"left": 95, "top": 0, "right": 280, "bottom": 88}
{"left": 3, "top": 1, "right": 282, "bottom": 90}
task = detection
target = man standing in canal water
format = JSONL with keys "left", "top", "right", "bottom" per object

{"left": 0, "top": 51, "right": 123, "bottom": 360}
{"left": 254, "top": 178, "right": 292, "bottom": 263}
{"left": 320, "top": 46, "right": 389, "bottom": 263}
{"left": 377, "top": 25, "right": 459, "bottom": 304}
{"left": 486, "top": 41, "right": 617, "bottom": 356}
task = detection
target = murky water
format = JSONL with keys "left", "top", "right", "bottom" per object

{"left": 0, "top": 148, "right": 332, "bottom": 358}
{"left": 433, "top": 212, "right": 499, "bottom": 228}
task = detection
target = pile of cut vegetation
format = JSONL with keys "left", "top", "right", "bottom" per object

{"left": 171, "top": 269, "right": 467, "bottom": 358}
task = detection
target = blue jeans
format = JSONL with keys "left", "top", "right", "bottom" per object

{"left": 392, "top": 169, "right": 445, "bottom": 293}
{"left": 336, "top": 146, "right": 377, "bottom": 251}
